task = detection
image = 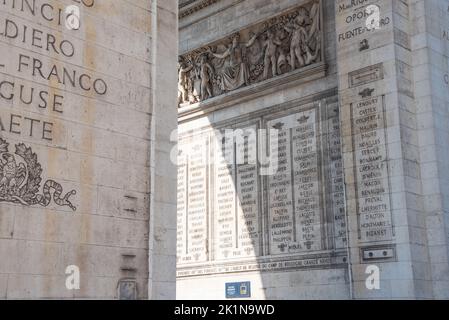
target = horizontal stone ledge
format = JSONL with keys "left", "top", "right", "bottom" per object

{"left": 176, "top": 250, "right": 348, "bottom": 278}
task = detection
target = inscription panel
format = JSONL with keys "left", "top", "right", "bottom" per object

{"left": 351, "top": 95, "right": 393, "bottom": 242}
{"left": 324, "top": 103, "right": 347, "bottom": 249}
{"left": 212, "top": 125, "right": 261, "bottom": 261}
{"left": 177, "top": 133, "right": 210, "bottom": 264}
{"left": 267, "top": 108, "right": 322, "bottom": 255}
{"left": 177, "top": 99, "right": 347, "bottom": 277}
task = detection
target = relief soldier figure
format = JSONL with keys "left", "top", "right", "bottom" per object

{"left": 284, "top": 3, "right": 321, "bottom": 71}
{"left": 199, "top": 54, "right": 214, "bottom": 100}
{"left": 284, "top": 9, "right": 309, "bottom": 70}
{"left": 261, "top": 28, "right": 282, "bottom": 80}
{"left": 178, "top": 58, "right": 193, "bottom": 105}
{"left": 307, "top": 1, "right": 321, "bottom": 58}
{"left": 190, "top": 66, "right": 202, "bottom": 103}
{"left": 177, "top": 2, "right": 321, "bottom": 107}
{"left": 208, "top": 32, "right": 258, "bottom": 92}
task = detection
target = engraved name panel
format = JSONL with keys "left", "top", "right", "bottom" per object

{"left": 177, "top": 133, "right": 210, "bottom": 264}
{"left": 351, "top": 95, "right": 394, "bottom": 242}
{"left": 213, "top": 124, "right": 261, "bottom": 260}
{"left": 267, "top": 108, "right": 323, "bottom": 255}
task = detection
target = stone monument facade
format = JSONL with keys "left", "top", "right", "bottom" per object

{"left": 0, "top": 0, "right": 178, "bottom": 299}
{"left": 177, "top": 0, "right": 449, "bottom": 299}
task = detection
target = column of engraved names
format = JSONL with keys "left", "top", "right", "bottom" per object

{"left": 291, "top": 109, "right": 322, "bottom": 252}
{"left": 267, "top": 109, "right": 322, "bottom": 254}
{"left": 213, "top": 126, "right": 260, "bottom": 260}
{"left": 176, "top": 145, "right": 188, "bottom": 264}
{"left": 351, "top": 95, "right": 393, "bottom": 242}
{"left": 185, "top": 136, "right": 209, "bottom": 263}
{"left": 235, "top": 126, "right": 260, "bottom": 257}
{"left": 213, "top": 131, "right": 236, "bottom": 260}
{"left": 326, "top": 105, "right": 347, "bottom": 249}
{"left": 268, "top": 115, "right": 294, "bottom": 255}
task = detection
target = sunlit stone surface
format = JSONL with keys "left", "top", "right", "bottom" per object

{"left": 176, "top": 0, "right": 449, "bottom": 300}
{"left": 0, "top": 0, "right": 178, "bottom": 299}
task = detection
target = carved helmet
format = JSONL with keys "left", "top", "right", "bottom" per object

{"left": 2, "top": 153, "right": 14, "bottom": 163}
{"left": 296, "top": 7, "right": 311, "bottom": 26}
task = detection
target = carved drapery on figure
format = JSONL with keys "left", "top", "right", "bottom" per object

{"left": 178, "top": 0, "right": 322, "bottom": 107}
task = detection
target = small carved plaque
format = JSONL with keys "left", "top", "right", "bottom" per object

{"left": 348, "top": 63, "right": 384, "bottom": 88}
{"left": 118, "top": 280, "right": 137, "bottom": 300}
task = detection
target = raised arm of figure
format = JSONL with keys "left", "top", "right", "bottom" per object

{"left": 208, "top": 46, "right": 231, "bottom": 59}
{"left": 181, "top": 65, "right": 193, "bottom": 73}
{"left": 245, "top": 32, "right": 259, "bottom": 48}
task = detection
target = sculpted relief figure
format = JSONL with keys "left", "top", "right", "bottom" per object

{"left": 284, "top": 3, "right": 320, "bottom": 71}
{"left": 178, "top": 1, "right": 321, "bottom": 107}
{"left": 178, "top": 58, "right": 193, "bottom": 105}
{"left": 284, "top": 12, "right": 308, "bottom": 70}
{"left": 262, "top": 28, "right": 282, "bottom": 80}
{"left": 308, "top": 1, "right": 321, "bottom": 57}
{"left": 190, "top": 66, "right": 201, "bottom": 103}
{"left": 199, "top": 55, "right": 214, "bottom": 100}
{"left": 208, "top": 32, "right": 258, "bottom": 92}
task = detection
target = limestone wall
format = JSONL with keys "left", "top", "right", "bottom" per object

{"left": 177, "top": 0, "right": 449, "bottom": 300}
{"left": 410, "top": 0, "right": 449, "bottom": 299}
{"left": 176, "top": 0, "right": 349, "bottom": 300}
{"left": 0, "top": 0, "right": 177, "bottom": 299}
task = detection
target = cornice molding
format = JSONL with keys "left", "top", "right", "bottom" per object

{"left": 179, "top": 0, "right": 221, "bottom": 19}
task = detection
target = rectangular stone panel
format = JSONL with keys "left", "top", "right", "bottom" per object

{"left": 177, "top": 98, "right": 346, "bottom": 277}
{"left": 267, "top": 108, "right": 323, "bottom": 255}
{"left": 212, "top": 124, "right": 262, "bottom": 261}
{"left": 350, "top": 95, "right": 394, "bottom": 242}
{"left": 177, "top": 132, "right": 210, "bottom": 264}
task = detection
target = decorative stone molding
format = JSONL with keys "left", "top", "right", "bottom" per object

{"left": 178, "top": 0, "right": 323, "bottom": 108}
{"left": 179, "top": 0, "right": 197, "bottom": 8}
{"left": 179, "top": 0, "right": 221, "bottom": 19}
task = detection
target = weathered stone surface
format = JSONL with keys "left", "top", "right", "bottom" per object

{"left": 177, "top": 0, "right": 350, "bottom": 300}
{"left": 177, "top": 0, "right": 449, "bottom": 300}
{"left": 0, "top": 0, "right": 178, "bottom": 299}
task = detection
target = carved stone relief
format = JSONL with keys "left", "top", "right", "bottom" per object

{"left": 0, "top": 138, "right": 76, "bottom": 211}
{"left": 178, "top": 0, "right": 323, "bottom": 107}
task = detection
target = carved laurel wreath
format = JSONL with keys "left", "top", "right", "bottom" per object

{"left": 0, "top": 138, "right": 77, "bottom": 211}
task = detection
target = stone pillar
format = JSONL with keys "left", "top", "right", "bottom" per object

{"left": 148, "top": 0, "right": 178, "bottom": 300}
{"left": 0, "top": 0, "right": 178, "bottom": 299}
{"left": 336, "top": 0, "right": 448, "bottom": 299}
{"left": 410, "top": 0, "right": 449, "bottom": 299}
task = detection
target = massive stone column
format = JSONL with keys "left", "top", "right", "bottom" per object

{"left": 0, "top": 0, "right": 177, "bottom": 299}
{"left": 410, "top": 0, "right": 449, "bottom": 299}
{"left": 148, "top": 0, "right": 178, "bottom": 300}
{"left": 335, "top": 0, "right": 449, "bottom": 299}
